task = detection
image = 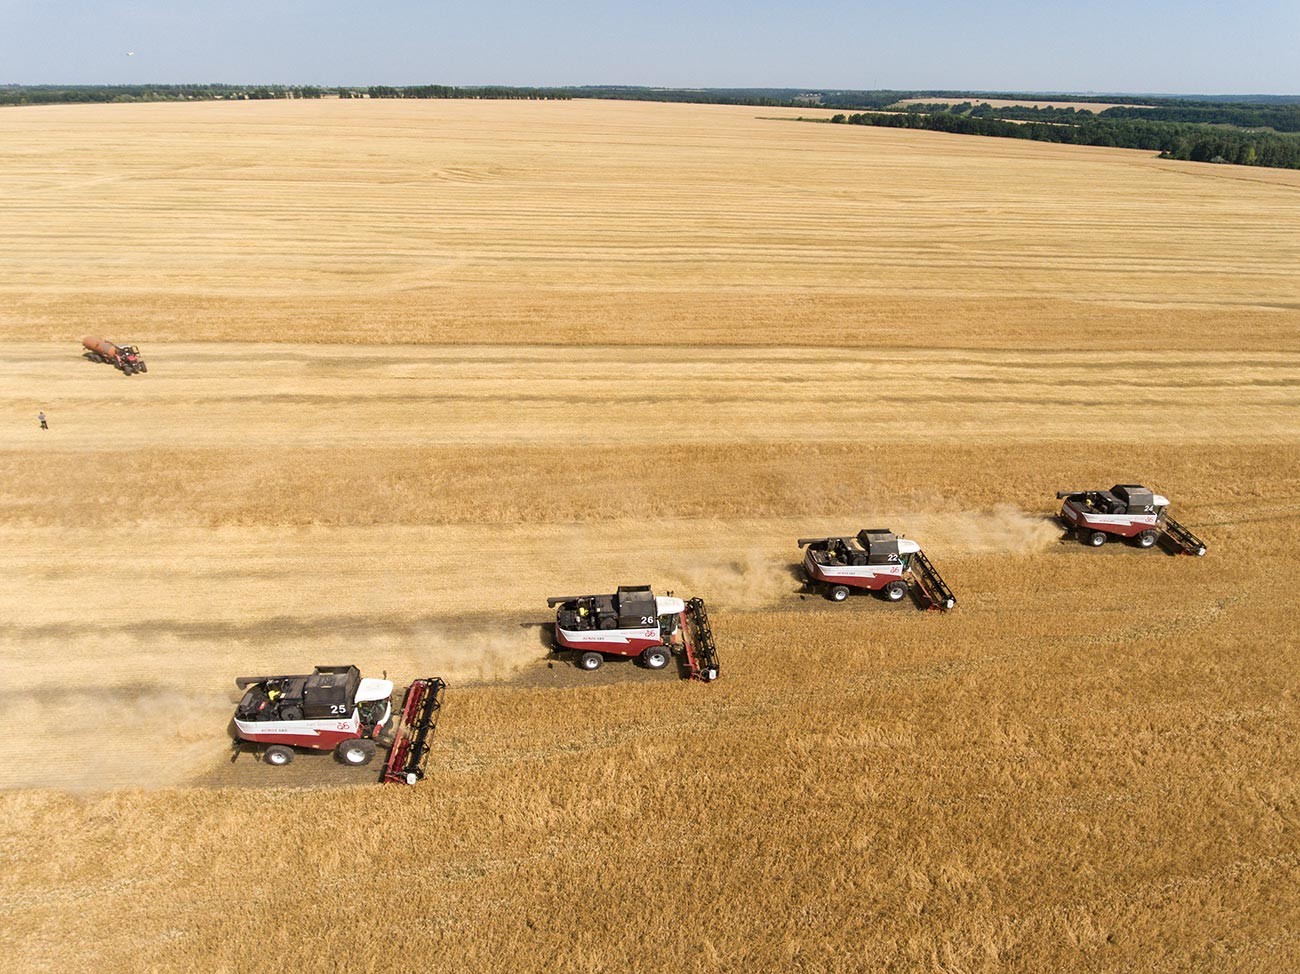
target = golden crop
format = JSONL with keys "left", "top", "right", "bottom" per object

{"left": 1, "top": 99, "right": 1298, "bottom": 973}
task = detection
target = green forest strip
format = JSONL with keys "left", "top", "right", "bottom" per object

{"left": 825, "top": 110, "right": 1300, "bottom": 170}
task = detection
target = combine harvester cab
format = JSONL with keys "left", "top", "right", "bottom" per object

{"left": 232, "top": 665, "right": 447, "bottom": 783}
{"left": 547, "top": 585, "right": 719, "bottom": 681}
{"left": 81, "top": 335, "right": 147, "bottom": 375}
{"left": 798, "top": 529, "right": 956, "bottom": 610}
{"left": 1056, "top": 484, "right": 1207, "bottom": 556}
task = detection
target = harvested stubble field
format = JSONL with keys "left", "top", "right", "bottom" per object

{"left": 1, "top": 98, "right": 1299, "bottom": 972}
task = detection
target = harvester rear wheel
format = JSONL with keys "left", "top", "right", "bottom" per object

{"left": 1086, "top": 531, "right": 1107, "bottom": 547}
{"left": 263, "top": 745, "right": 294, "bottom": 767}
{"left": 577, "top": 651, "right": 603, "bottom": 671}
{"left": 885, "top": 581, "right": 907, "bottom": 602}
{"left": 641, "top": 646, "right": 670, "bottom": 670}
{"left": 336, "top": 739, "right": 376, "bottom": 766}
{"left": 829, "top": 585, "right": 849, "bottom": 602}
{"left": 1138, "top": 530, "right": 1158, "bottom": 548}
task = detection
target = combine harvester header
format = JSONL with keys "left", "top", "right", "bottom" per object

{"left": 382, "top": 676, "right": 447, "bottom": 785}
{"left": 798, "top": 529, "right": 955, "bottom": 610}
{"left": 1056, "top": 484, "right": 1207, "bottom": 555}
{"left": 547, "top": 585, "right": 719, "bottom": 681}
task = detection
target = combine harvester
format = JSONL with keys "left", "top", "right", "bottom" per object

{"left": 232, "top": 665, "right": 446, "bottom": 784}
{"left": 547, "top": 585, "right": 720, "bottom": 681}
{"left": 81, "top": 335, "right": 147, "bottom": 375}
{"left": 1056, "top": 484, "right": 1207, "bottom": 555}
{"left": 798, "top": 529, "right": 956, "bottom": 609}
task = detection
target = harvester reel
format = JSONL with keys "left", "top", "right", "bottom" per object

{"left": 578, "top": 651, "right": 603, "bottom": 671}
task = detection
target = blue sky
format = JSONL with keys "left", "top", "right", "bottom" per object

{"left": 1, "top": 0, "right": 1296, "bottom": 94}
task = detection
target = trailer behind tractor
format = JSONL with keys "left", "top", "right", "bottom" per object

{"left": 82, "top": 336, "right": 147, "bottom": 375}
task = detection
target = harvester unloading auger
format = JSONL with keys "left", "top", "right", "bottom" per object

{"left": 547, "top": 585, "right": 720, "bottom": 681}
{"left": 1056, "top": 484, "right": 1207, "bottom": 555}
{"left": 798, "top": 529, "right": 956, "bottom": 610}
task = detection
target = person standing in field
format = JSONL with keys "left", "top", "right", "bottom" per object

{"left": 38, "top": 411, "right": 47, "bottom": 430}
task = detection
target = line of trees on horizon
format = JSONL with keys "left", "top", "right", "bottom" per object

{"left": 4, "top": 84, "right": 1298, "bottom": 114}
{"left": 828, "top": 110, "right": 1300, "bottom": 170}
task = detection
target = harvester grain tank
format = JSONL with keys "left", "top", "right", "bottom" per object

{"left": 82, "top": 336, "right": 146, "bottom": 375}
{"left": 1056, "top": 484, "right": 1207, "bottom": 555}
{"left": 798, "top": 529, "right": 955, "bottom": 609}
{"left": 232, "top": 665, "right": 446, "bottom": 784}
{"left": 546, "top": 585, "right": 719, "bottom": 681}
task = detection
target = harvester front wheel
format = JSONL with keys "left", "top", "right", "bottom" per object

{"left": 138, "top": 363, "right": 148, "bottom": 373}
{"left": 577, "top": 651, "right": 604, "bottom": 672}
{"left": 1086, "top": 531, "right": 1107, "bottom": 547}
{"left": 263, "top": 745, "right": 294, "bottom": 767}
{"left": 829, "top": 585, "right": 849, "bottom": 602}
{"left": 884, "top": 581, "right": 908, "bottom": 602}
{"left": 1138, "top": 530, "right": 1158, "bottom": 548}
{"left": 641, "top": 646, "right": 670, "bottom": 670}
{"left": 336, "top": 739, "right": 376, "bottom": 766}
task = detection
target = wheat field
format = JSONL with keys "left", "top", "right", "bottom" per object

{"left": 1, "top": 98, "right": 1299, "bottom": 972}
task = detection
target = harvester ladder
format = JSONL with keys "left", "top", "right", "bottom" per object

{"left": 381, "top": 677, "right": 447, "bottom": 785}
{"left": 1161, "top": 515, "right": 1208, "bottom": 557}
{"left": 908, "top": 550, "right": 956, "bottom": 611}
{"left": 679, "top": 598, "right": 720, "bottom": 683}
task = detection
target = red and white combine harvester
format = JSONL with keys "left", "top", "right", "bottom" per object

{"left": 1056, "top": 484, "right": 1207, "bottom": 555}
{"left": 232, "top": 665, "right": 446, "bottom": 784}
{"left": 798, "top": 529, "right": 956, "bottom": 610}
{"left": 547, "top": 585, "right": 719, "bottom": 682}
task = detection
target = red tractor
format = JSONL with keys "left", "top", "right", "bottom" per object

{"left": 232, "top": 665, "right": 446, "bottom": 784}
{"left": 798, "top": 529, "right": 955, "bottom": 609}
{"left": 547, "top": 585, "right": 719, "bottom": 681}
{"left": 82, "top": 336, "right": 147, "bottom": 375}
{"left": 1056, "top": 484, "right": 1207, "bottom": 555}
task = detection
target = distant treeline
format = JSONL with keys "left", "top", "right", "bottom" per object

{"left": 899, "top": 99, "right": 1300, "bottom": 133}
{"left": 6, "top": 84, "right": 1299, "bottom": 117}
{"left": 830, "top": 111, "right": 1300, "bottom": 170}
{"left": 360, "top": 85, "right": 571, "bottom": 100}
{"left": 0, "top": 84, "right": 329, "bottom": 105}
{"left": 566, "top": 86, "right": 908, "bottom": 109}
